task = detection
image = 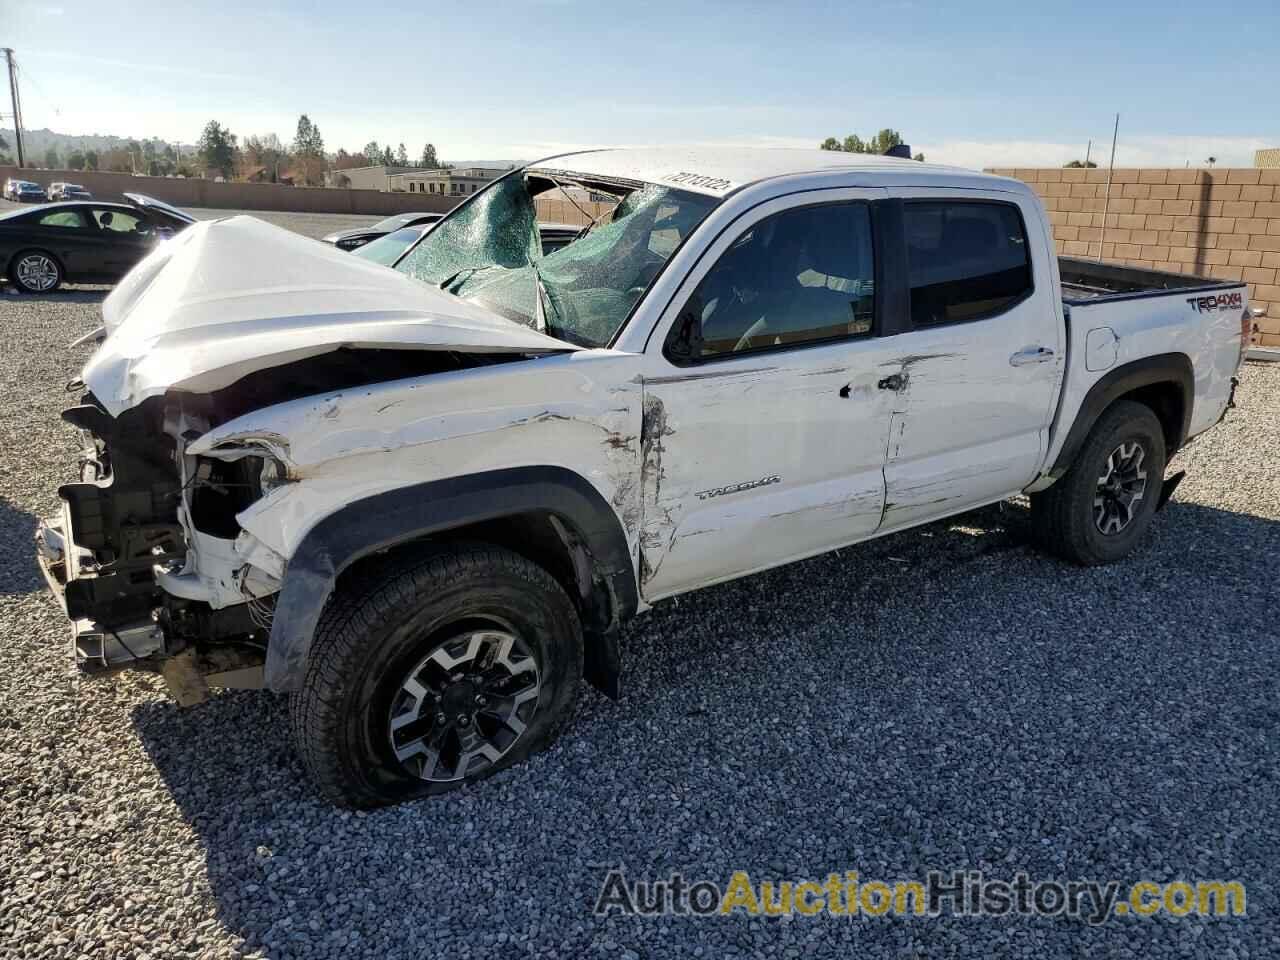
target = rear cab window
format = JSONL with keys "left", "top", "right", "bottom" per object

{"left": 904, "top": 201, "right": 1032, "bottom": 326}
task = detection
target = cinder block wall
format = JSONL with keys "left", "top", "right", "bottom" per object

{"left": 986, "top": 167, "right": 1280, "bottom": 346}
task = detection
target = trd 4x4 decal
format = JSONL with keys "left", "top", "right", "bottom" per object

{"left": 1186, "top": 291, "right": 1243, "bottom": 313}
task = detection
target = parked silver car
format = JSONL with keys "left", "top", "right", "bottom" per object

{"left": 48, "top": 182, "right": 92, "bottom": 201}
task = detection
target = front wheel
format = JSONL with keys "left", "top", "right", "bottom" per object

{"left": 1030, "top": 400, "right": 1168, "bottom": 565}
{"left": 290, "top": 542, "right": 583, "bottom": 809}
{"left": 10, "top": 250, "right": 63, "bottom": 293}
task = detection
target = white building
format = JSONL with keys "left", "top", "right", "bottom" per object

{"left": 388, "top": 166, "right": 510, "bottom": 197}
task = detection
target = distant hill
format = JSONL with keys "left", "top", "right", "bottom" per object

{"left": 0, "top": 128, "right": 522, "bottom": 170}
{"left": 444, "top": 159, "right": 521, "bottom": 169}
{"left": 0, "top": 128, "right": 194, "bottom": 160}
{"left": 1, "top": 128, "right": 192, "bottom": 154}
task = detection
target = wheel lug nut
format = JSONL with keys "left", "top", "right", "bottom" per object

{"left": 458, "top": 715, "right": 470, "bottom": 727}
{"left": 435, "top": 712, "right": 448, "bottom": 725}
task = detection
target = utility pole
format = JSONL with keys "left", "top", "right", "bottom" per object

{"left": 4, "top": 48, "right": 24, "bottom": 167}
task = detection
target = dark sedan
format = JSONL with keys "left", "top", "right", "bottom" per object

{"left": 13, "top": 181, "right": 48, "bottom": 203}
{"left": 1, "top": 193, "right": 196, "bottom": 293}
{"left": 321, "top": 212, "right": 443, "bottom": 251}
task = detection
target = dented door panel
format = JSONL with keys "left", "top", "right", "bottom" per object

{"left": 878, "top": 323, "right": 1060, "bottom": 529}
{"left": 635, "top": 344, "right": 895, "bottom": 600}
{"left": 878, "top": 189, "right": 1064, "bottom": 531}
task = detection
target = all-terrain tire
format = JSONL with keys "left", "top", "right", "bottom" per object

{"left": 289, "top": 541, "right": 583, "bottom": 809}
{"left": 1030, "top": 400, "right": 1167, "bottom": 566}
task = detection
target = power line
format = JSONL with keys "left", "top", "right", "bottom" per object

{"left": 14, "top": 59, "right": 62, "bottom": 119}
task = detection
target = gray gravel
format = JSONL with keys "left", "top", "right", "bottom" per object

{"left": 1, "top": 216, "right": 1278, "bottom": 958}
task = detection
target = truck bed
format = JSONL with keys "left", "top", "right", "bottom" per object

{"left": 1058, "top": 256, "right": 1236, "bottom": 305}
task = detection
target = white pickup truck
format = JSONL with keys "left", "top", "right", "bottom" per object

{"left": 36, "top": 148, "right": 1249, "bottom": 807}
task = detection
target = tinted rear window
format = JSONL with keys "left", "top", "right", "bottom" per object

{"left": 904, "top": 201, "right": 1031, "bottom": 326}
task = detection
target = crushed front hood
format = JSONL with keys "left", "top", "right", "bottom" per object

{"left": 85, "top": 215, "right": 576, "bottom": 416}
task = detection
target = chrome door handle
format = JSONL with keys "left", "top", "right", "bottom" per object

{"left": 1010, "top": 346, "right": 1055, "bottom": 366}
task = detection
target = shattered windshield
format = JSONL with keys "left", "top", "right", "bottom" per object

{"left": 395, "top": 172, "right": 718, "bottom": 347}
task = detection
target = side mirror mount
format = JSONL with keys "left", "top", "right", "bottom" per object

{"left": 664, "top": 305, "right": 704, "bottom": 364}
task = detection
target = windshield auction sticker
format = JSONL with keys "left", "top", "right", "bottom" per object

{"left": 593, "top": 870, "right": 1246, "bottom": 924}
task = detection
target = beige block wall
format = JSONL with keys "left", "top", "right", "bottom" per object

{"left": 532, "top": 197, "right": 613, "bottom": 226}
{"left": 987, "top": 167, "right": 1280, "bottom": 347}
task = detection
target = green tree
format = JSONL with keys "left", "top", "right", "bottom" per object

{"left": 363, "top": 141, "right": 382, "bottom": 165}
{"left": 1064, "top": 159, "right": 1098, "bottom": 168}
{"left": 421, "top": 142, "right": 440, "bottom": 169}
{"left": 197, "top": 120, "right": 237, "bottom": 178}
{"left": 43, "top": 146, "right": 61, "bottom": 169}
{"left": 381, "top": 145, "right": 394, "bottom": 166}
{"left": 820, "top": 128, "right": 923, "bottom": 161}
{"left": 65, "top": 150, "right": 85, "bottom": 170}
{"left": 292, "top": 115, "right": 326, "bottom": 185}
{"left": 293, "top": 115, "right": 324, "bottom": 156}
{"left": 84, "top": 150, "right": 99, "bottom": 171}
{"left": 396, "top": 142, "right": 408, "bottom": 166}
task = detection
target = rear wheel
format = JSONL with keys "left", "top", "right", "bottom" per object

{"left": 10, "top": 250, "right": 63, "bottom": 293}
{"left": 290, "top": 542, "right": 583, "bottom": 808}
{"left": 1030, "top": 400, "right": 1167, "bottom": 565}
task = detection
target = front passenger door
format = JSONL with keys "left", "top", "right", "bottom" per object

{"left": 90, "top": 208, "right": 155, "bottom": 278}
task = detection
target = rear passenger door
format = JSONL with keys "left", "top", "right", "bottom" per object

{"left": 879, "top": 192, "right": 1063, "bottom": 530}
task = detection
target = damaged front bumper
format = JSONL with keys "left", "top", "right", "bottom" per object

{"left": 35, "top": 509, "right": 168, "bottom": 674}
{"left": 34, "top": 393, "right": 275, "bottom": 695}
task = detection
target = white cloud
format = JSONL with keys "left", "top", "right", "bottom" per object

{"left": 918, "top": 135, "right": 1274, "bottom": 171}
{"left": 499, "top": 133, "right": 1276, "bottom": 171}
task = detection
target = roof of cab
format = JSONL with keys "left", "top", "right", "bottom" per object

{"left": 529, "top": 146, "right": 1016, "bottom": 198}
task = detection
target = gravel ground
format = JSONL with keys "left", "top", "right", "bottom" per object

{"left": 0, "top": 222, "right": 1277, "bottom": 958}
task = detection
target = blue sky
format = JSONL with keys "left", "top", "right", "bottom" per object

{"left": 6, "top": 0, "right": 1278, "bottom": 168}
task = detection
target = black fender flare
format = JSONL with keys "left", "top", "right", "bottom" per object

{"left": 1050, "top": 352, "right": 1194, "bottom": 477}
{"left": 264, "top": 466, "right": 638, "bottom": 691}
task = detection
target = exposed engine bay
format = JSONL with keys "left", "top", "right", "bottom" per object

{"left": 37, "top": 347, "right": 522, "bottom": 687}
